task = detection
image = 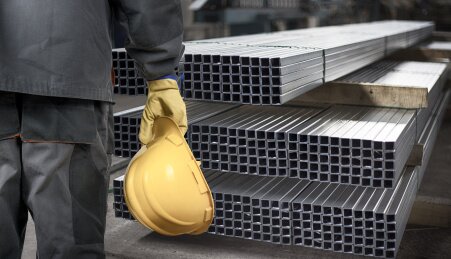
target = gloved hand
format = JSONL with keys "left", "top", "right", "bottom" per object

{"left": 139, "top": 78, "right": 187, "bottom": 145}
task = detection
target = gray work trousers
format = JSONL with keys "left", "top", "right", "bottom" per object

{"left": 0, "top": 93, "right": 112, "bottom": 259}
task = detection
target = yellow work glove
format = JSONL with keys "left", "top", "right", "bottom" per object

{"left": 139, "top": 79, "right": 187, "bottom": 145}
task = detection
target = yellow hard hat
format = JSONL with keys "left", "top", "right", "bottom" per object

{"left": 124, "top": 117, "right": 214, "bottom": 236}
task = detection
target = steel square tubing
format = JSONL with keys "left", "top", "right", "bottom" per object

{"left": 276, "top": 70, "right": 324, "bottom": 95}
{"left": 236, "top": 49, "right": 273, "bottom": 67}
{"left": 236, "top": 49, "right": 289, "bottom": 72}
{"left": 385, "top": 167, "right": 417, "bottom": 230}
{"left": 271, "top": 56, "right": 323, "bottom": 76}
{"left": 340, "top": 186, "right": 365, "bottom": 253}
{"left": 258, "top": 48, "right": 307, "bottom": 67}
{"left": 239, "top": 177, "right": 278, "bottom": 240}
{"left": 268, "top": 48, "right": 323, "bottom": 67}
{"left": 259, "top": 178, "right": 302, "bottom": 242}
{"left": 361, "top": 110, "right": 402, "bottom": 184}
{"left": 291, "top": 181, "right": 324, "bottom": 245}
{"left": 278, "top": 180, "right": 311, "bottom": 245}
{"left": 257, "top": 179, "right": 295, "bottom": 243}
{"left": 417, "top": 90, "right": 450, "bottom": 184}
{"left": 330, "top": 108, "right": 372, "bottom": 181}
{"left": 351, "top": 188, "right": 382, "bottom": 254}
{"left": 307, "top": 109, "right": 354, "bottom": 181}
{"left": 218, "top": 110, "right": 277, "bottom": 171}
{"left": 292, "top": 182, "right": 330, "bottom": 246}
{"left": 384, "top": 168, "right": 417, "bottom": 258}
{"left": 273, "top": 109, "right": 321, "bottom": 173}
{"left": 194, "top": 110, "right": 257, "bottom": 168}
{"left": 324, "top": 38, "right": 385, "bottom": 61}
{"left": 250, "top": 109, "right": 308, "bottom": 175}
{"left": 373, "top": 109, "right": 414, "bottom": 151}
{"left": 297, "top": 182, "right": 333, "bottom": 247}
{"left": 250, "top": 178, "right": 285, "bottom": 241}
{"left": 373, "top": 112, "right": 415, "bottom": 184}
{"left": 339, "top": 108, "right": 389, "bottom": 176}
{"left": 271, "top": 63, "right": 324, "bottom": 86}
{"left": 219, "top": 175, "right": 260, "bottom": 237}
{"left": 327, "top": 185, "right": 358, "bottom": 252}
{"left": 305, "top": 184, "right": 341, "bottom": 249}
{"left": 325, "top": 50, "right": 385, "bottom": 82}
{"left": 325, "top": 43, "right": 385, "bottom": 69}
{"left": 208, "top": 174, "right": 238, "bottom": 234}
{"left": 326, "top": 51, "right": 386, "bottom": 80}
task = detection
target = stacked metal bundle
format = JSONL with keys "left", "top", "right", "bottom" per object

{"left": 204, "top": 170, "right": 311, "bottom": 243}
{"left": 341, "top": 21, "right": 434, "bottom": 54}
{"left": 113, "top": 101, "right": 239, "bottom": 157}
{"left": 416, "top": 90, "right": 450, "bottom": 183}
{"left": 189, "top": 104, "right": 416, "bottom": 188}
{"left": 183, "top": 43, "right": 323, "bottom": 105}
{"left": 112, "top": 166, "right": 419, "bottom": 258}
{"left": 181, "top": 20, "right": 433, "bottom": 104}
{"left": 292, "top": 167, "right": 418, "bottom": 257}
{"left": 337, "top": 60, "right": 447, "bottom": 140}
{"left": 112, "top": 48, "right": 148, "bottom": 95}
{"left": 112, "top": 175, "right": 134, "bottom": 220}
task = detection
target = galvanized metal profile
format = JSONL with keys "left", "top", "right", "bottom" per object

{"left": 190, "top": 104, "right": 417, "bottom": 188}
{"left": 112, "top": 48, "right": 148, "bottom": 95}
{"left": 113, "top": 101, "right": 239, "bottom": 157}
{"left": 415, "top": 90, "right": 451, "bottom": 184}
{"left": 113, "top": 21, "right": 433, "bottom": 103}
{"left": 181, "top": 21, "right": 434, "bottom": 105}
{"left": 113, "top": 165, "right": 424, "bottom": 258}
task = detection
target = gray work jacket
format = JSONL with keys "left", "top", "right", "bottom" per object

{"left": 0, "top": 0, "right": 184, "bottom": 102}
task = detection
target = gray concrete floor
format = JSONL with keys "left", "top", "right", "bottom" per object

{"left": 21, "top": 98, "right": 451, "bottom": 258}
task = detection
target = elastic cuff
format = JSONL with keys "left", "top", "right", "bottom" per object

{"left": 156, "top": 74, "right": 178, "bottom": 81}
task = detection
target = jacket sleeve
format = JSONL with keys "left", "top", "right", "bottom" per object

{"left": 110, "top": 0, "right": 184, "bottom": 80}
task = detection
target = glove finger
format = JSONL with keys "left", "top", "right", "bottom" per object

{"left": 179, "top": 109, "right": 188, "bottom": 135}
{"left": 139, "top": 107, "right": 155, "bottom": 145}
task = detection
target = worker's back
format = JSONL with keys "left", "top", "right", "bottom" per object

{"left": 0, "top": 0, "right": 113, "bottom": 101}
{"left": 0, "top": 0, "right": 184, "bottom": 103}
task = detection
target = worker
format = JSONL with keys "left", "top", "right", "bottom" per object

{"left": 0, "top": 1, "right": 187, "bottom": 258}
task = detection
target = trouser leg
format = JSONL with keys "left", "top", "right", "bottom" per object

{"left": 22, "top": 134, "right": 110, "bottom": 259}
{"left": 0, "top": 138, "right": 28, "bottom": 259}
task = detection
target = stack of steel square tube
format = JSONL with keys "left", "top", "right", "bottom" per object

{"left": 112, "top": 175, "right": 134, "bottom": 220}
{"left": 112, "top": 65, "right": 448, "bottom": 258}
{"left": 113, "top": 21, "right": 433, "bottom": 102}
{"left": 182, "top": 44, "right": 324, "bottom": 105}
{"left": 113, "top": 166, "right": 420, "bottom": 258}
{"left": 189, "top": 104, "right": 417, "bottom": 188}
{"left": 181, "top": 21, "right": 434, "bottom": 104}
{"left": 110, "top": 20, "right": 447, "bottom": 258}
{"left": 112, "top": 48, "right": 148, "bottom": 95}
{"left": 112, "top": 88, "right": 449, "bottom": 257}
{"left": 113, "top": 101, "right": 239, "bottom": 157}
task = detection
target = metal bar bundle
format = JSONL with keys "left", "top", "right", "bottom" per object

{"left": 182, "top": 43, "right": 324, "bottom": 105}
{"left": 416, "top": 90, "right": 450, "bottom": 183}
{"left": 340, "top": 20, "right": 434, "bottom": 54}
{"left": 113, "top": 101, "right": 239, "bottom": 157}
{"left": 112, "top": 48, "right": 148, "bottom": 95}
{"left": 112, "top": 21, "right": 433, "bottom": 102}
{"left": 113, "top": 166, "right": 419, "bottom": 258}
{"left": 189, "top": 104, "right": 416, "bottom": 188}
{"left": 337, "top": 60, "right": 447, "bottom": 141}
{"left": 181, "top": 20, "right": 433, "bottom": 104}
{"left": 112, "top": 175, "right": 134, "bottom": 220}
